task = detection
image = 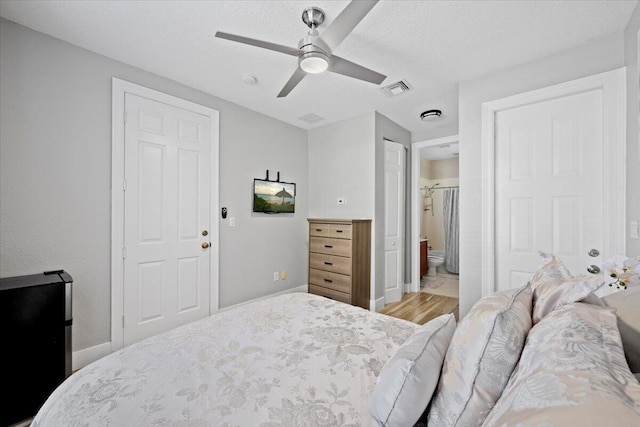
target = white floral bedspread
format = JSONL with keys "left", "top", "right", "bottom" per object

{"left": 34, "top": 293, "right": 417, "bottom": 426}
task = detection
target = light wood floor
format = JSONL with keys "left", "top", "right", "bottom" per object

{"left": 379, "top": 291, "right": 459, "bottom": 325}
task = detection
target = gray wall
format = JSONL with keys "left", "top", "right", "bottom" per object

{"left": 0, "top": 18, "right": 308, "bottom": 352}
{"left": 308, "top": 112, "right": 412, "bottom": 307}
{"left": 625, "top": 3, "right": 640, "bottom": 257}
{"left": 458, "top": 32, "right": 626, "bottom": 316}
{"left": 307, "top": 113, "right": 377, "bottom": 302}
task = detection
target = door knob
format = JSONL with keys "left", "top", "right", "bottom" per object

{"left": 588, "top": 249, "right": 600, "bottom": 257}
{"left": 202, "top": 242, "right": 210, "bottom": 249}
{"left": 587, "top": 264, "right": 600, "bottom": 274}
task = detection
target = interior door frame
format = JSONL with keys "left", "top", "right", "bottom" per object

{"left": 410, "top": 135, "right": 460, "bottom": 293}
{"left": 111, "top": 78, "right": 220, "bottom": 351}
{"left": 481, "top": 68, "right": 626, "bottom": 297}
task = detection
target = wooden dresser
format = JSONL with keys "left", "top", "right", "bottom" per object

{"left": 307, "top": 219, "right": 371, "bottom": 309}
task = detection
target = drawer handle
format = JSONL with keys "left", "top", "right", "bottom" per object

{"left": 316, "top": 228, "right": 322, "bottom": 232}
{"left": 336, "top": 230, "right": 343, "bottom": 233}
{"left": 324, "top": 245, "right": 333, "bottom": 249}
{"left": 324, "top": 279, "right": 333, "bottom": 283}
{"left": 324, "top": 262, "right": 333, "bottom": 266}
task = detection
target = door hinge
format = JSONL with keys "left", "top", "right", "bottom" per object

{"left": 123, "top": 179, "right": 127, "bottom": 192}
{"left": 122, "top": 315, "right": 126, "bottom": 327}
{"left": 122, "top": 247, "right": 127, "bottom": 259}
{"left": 123, "top": 110, "right": 128, "bottom": 123}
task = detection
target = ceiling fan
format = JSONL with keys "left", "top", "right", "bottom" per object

{"left": 215, "top": 0, "right": 386, "bottom": 98}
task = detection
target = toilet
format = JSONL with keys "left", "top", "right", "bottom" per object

{"left": 427, "top": 250, "right": 445, "bottom": 277}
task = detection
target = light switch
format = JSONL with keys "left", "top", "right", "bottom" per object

{"left": 229, "top": 217, "right": 236, "bottom": 227}
{"left": 631, "top": 220, "right": 639, "bottom": 239}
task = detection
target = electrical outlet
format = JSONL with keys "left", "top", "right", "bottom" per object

{"left": 281, "top": 270, "right": 287, "bottom": 280}
{"left": 273, "top": 271, "right": 279, "bottom": 281}
{"left": 631, "top": 220, "right": 639, "bottom": 239}
{"left": 337, "top": 197, "right": 346, "bottom": 205}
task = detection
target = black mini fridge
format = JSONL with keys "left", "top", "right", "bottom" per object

{"left": 0, "top": 270, "right": 73, "bottom": 426}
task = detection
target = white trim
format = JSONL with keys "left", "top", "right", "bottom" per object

{"left": 219, "top": 285, "right": 309, "bottom": 313}
{"left": 372, "top": 296, "right": 386, "bottom": 312}
{"left": 72, "top": 342, "right": 112, "bottom": 371}
{"left": 481, "top": 68, "right": 626, "bottom": 296}
{"left": 410, "top": 135, "right": 460, "bottom": 294}
{"left": 111, "top": 78, "right": 220, "bottom": 352}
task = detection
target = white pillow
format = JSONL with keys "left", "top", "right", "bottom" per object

{"left": 370, "top": 314, "right": 456, "bottom": 427}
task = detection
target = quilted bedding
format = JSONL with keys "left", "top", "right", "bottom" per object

{"left": 34, "top": 293, "right": 417, "bottom": 426}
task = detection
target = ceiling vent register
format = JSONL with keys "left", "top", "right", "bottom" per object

{"left": 382, "top": 80, "right": 412, "bottom": 96}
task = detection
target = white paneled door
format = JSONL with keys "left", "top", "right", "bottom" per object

{"left": 123, "top": 93, "right": 212, "bottom": 346}
{"left": 494, "top": 90, "right": 604, "bottom": 290}
{"left": 384, "top": 140, "right": 405, "bottom": 303}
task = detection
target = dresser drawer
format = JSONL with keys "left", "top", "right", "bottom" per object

{"left": 309, "top": 284, "right": 351, "bottom": 304}
{"left": 309, "top": 268, "right": 351, "bottom": 294}
{"left": 309, "top": 253, "right": 352, "bottom": 275}
{"left": 309, "top": 223, "right": 329, "bottom": 237}
{"left": 328, "top": 224, "right": 352, "bottom": 239}
{"left": 310, "top": 237, "right": 352, "bottom": 257}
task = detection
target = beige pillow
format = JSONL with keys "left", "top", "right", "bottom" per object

{"left": 530, "top": 253, "right": 603, "bottom": 324}
{"left": 427, "top": 283, "right": 532, "bottom": 427}
{"left": 482, "top": 302, "right": 640, "bottom": 426}
{"left": 532, "top": 275, "right": 604, "bottom": 324}
{"left": 603, "top": 286, "right": 640, "bottom": 373}
{"left": 370, "top": 314, "right": 456, "bottom": 427}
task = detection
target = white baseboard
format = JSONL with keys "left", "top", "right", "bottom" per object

{"left": 219, "top": 284, "right": 309, "bottom": 313}
{"left": 73, "top": 341, "right": 112, "bottom": 371}
{"left": 372, "top": 296, "right": 385, "bottom": 312}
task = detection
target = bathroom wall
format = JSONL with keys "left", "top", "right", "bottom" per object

{"left": 421, "top": 158, "right": 459, "bottom": 251}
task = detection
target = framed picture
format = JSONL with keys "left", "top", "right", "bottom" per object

{"left": 253, "top": 179, "right": 296, "bottom": 214}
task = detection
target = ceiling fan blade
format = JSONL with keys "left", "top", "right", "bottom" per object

{"left": 215, "top": 32, "right": 300, "bottom": 56}
{"left": 319, "top": 0, "right": 379, "bottom": 52}
{"left": 277, "top": 68, "right": 307, "bottom": 98}
{"left": 329, "top": 56, "right": 386, "bottom": 85}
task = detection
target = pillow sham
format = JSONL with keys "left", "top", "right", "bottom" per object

{"left": 603, "top": 286, "right": 640, "bottom": 373}
{"left": 482, "top": 302, "right": 640, "bottom": 426}
{"left": 370, "top": 314, "right": 456, "bottom": 427}
{"left": 530, "top": 252, "right": 603, "bottom": 324}
{"left": 427, "top": 283, "right": 532, "bottom": 427}
{"left": 532, "top": 275, "right": 604, "bottom": 324}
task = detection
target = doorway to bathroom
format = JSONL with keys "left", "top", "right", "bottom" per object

{"left": 411, "top": 135, "right": 460, "bottom": 301}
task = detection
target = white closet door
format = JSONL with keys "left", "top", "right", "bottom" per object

{"left": 123, "top": 93, "right": 211, "bottom": 346}
{"left": 495, "top": 89, "right": 603, "bottom": 290}
{"left": 384, "top": 140, "right": 405, "bottom": 303}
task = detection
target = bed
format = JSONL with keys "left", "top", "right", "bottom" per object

{"left": 33, "top": 293, "right": 418, "bottom": 426}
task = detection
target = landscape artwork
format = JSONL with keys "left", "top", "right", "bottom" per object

{"left": 253, "top": 179, "right": 296, "bottom": 213}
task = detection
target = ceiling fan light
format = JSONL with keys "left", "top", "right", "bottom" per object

{"left": 299, "top": 52, "right": 329, "bottom": 74}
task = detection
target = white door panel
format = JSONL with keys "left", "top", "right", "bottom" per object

{"left": 495, "top": 90, "right": 603, "bottom": 290}
{"left": 124, "top": 93, "right": 211, "bottom": 346}
{"left": 384, "top": 141, "right": 405, "bottom": 303}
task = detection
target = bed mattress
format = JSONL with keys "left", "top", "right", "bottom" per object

{"left": 33, "top": 292, "right": 418, "bottom": 426}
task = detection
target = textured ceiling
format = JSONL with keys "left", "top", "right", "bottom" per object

{"left": 0, "top": 0, "right": 636, "bottom": 134}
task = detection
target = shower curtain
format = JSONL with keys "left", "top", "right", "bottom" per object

{"left": 443, "top": 188, "right": 459, "bottom": 274}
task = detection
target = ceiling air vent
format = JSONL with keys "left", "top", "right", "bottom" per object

{"left": 382, "top": 80, "right": 412, "bottom": 96}
{"left": 298, "top": 113, "right": 325, "bottom": 124}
